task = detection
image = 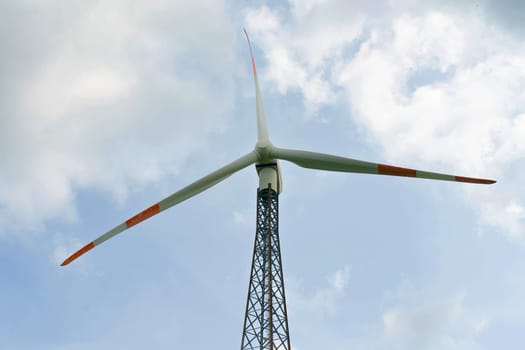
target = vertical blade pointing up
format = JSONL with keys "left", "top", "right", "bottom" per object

{"left": 243, "top": 29, "right": 270, "bottom": 143}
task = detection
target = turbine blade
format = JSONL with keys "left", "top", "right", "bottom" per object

{"left": 243, "top": 29, "right": 269, "bottom": 143}
{"left": 271, "top": 147, "right": 496, "bottom": 184}
{"left": 61, "top": 151, "right": 258, "bottom": 266}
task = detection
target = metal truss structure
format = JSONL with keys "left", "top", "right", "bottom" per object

{"left": 241, "top": 185, "right": 291, "bottom": 350}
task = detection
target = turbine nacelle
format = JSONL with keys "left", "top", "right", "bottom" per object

{"left": 256, "top": 162, "right": 281, "bottom": 193}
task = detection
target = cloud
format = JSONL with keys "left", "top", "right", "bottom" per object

{"left": 283, "top": 266, "right": 352, "bottom": 350}
{"left": 288, "top": 264, "right": 351, "bottom": 316}
{"left": 244, "top": 4, "right": 363, "bottom": 111}
{"left": 337, "top": 11, "right": 525, "bottom": 241}
{"left": 51, "top": 242, "right": 73, "bottom": 267}
{"left": 233, "top": 208, "right": 254, "bottom": 226}
{"left": 327, "top": 277, "right": 494, "bottom": 350}
{"left": 0, "top": 0, "right": 236, "bottom": 234}
{"left": 380, "top": 289, "right": 489, "bottom": 350}
{"left": 244, "top": 1, "right": 525, "bottom": 243}
{"left": 337, "top": 13, "right": 525, "bottom": 168}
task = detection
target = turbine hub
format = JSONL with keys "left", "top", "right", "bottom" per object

{"left": 255, "top": 141, "right": 274, "bottom": 163}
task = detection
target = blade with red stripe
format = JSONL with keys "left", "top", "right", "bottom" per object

{"left": 243, "top": 28, "right": 270, "bottom": 143}
{"left": 271, "top": 147, "right": 496, "bottom": 184}
{"left": 61, "top": 151, "right": 258, "bottom": 266}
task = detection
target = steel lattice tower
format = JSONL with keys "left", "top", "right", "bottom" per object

{"left": 241, "top": 185, "right": 291, "bottom": 350}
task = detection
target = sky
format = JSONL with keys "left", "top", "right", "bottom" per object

{"left": 1, "top": 0, "right": 524, "bottom": 349}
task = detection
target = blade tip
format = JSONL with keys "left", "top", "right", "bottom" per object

{"left": 242, "top": 29, "right": 257, "bottom": 76}
{"left": 455, "top": 176, "right": 497, "bottom": 184}
{"left": 60, "top": 257, "right": 73, "bottom": 266}
{"left": 243, "top": 28, "right": 251, "bottom": 41}
{"left": 60, "top": 242, "right": 95, "bottom": 267}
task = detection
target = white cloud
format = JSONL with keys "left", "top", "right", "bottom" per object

{"left": 52, "top": 243, "right": 71, "bottom": 266}
{"left": 243, "top": 1, "right": 525, "bottom": 242}
{"left": 382, "top": 292, "right": 489, "bottom": 349}
{"left": 479, "top": 195, "right": 525, "bottom": 240}
{"left": 0, "top": 0, "right": 236, "bottom": 234}
{"left": 289, "top": 264, "right": 351, "bottom": 315}
{"left": 233, "top": 208, "right": 254, "bottom": 226}
{"left": 244, "top": 4, "right": 363, "bottom": 112}
{"left": 338, "top": 31, "right": 525, "bottom": 170}
{"left": 336, "top": 12, "right": 525, "bottom": 241}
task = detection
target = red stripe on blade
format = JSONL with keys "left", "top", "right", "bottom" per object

{"left": 455, "top": 176, "right": 496, "bottom": 184}
{"left": 378, "top": 164, "right": 416, "bottom": 177}
{"left": 61, "top": 242, "right": 95, "bottom": 266}
{"left": 125, "top": 203, "right": 161, "bottom": 228}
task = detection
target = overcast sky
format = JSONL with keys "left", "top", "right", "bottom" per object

{"left": 1, "top": 0, "right": 524, "bottom": 349}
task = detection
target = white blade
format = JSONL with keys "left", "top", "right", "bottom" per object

{"left": 243, "top": 29, "right": 269, "bottom": 143}
{"left": 271, "top": 147, "right": 496, "bottom": 184}
{"left": 61, "top": 151, "right": 258, "bottom": 266}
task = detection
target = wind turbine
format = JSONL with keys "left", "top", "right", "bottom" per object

{"left": 61, "top": 30, "right": 496, "bottom": 350}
